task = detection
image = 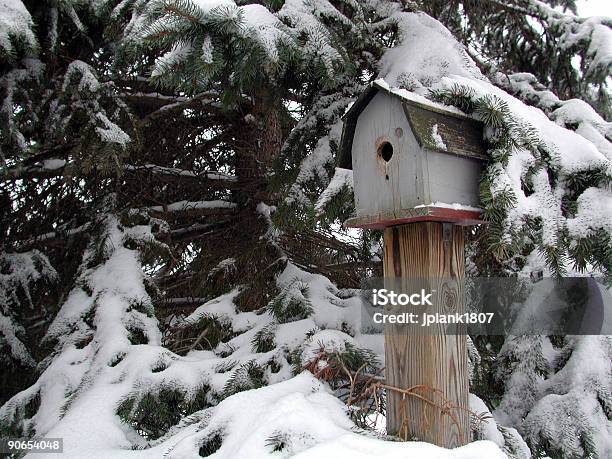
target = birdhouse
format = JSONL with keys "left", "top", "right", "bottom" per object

{"left": 339, "top": 80, "right": 487, "bottom": 229}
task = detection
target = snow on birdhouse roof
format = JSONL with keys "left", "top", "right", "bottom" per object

{"left": 338, "top": 79, "right": 487, "bottom": 169}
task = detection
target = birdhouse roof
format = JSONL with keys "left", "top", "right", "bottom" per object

{"left": 337, "top": 80, "right": 488, "bottom": 169}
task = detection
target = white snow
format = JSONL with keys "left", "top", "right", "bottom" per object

{"left": 414, "top": 202, "right": 482, "bottom": 212}
{"left": 0, "top": 312, "right": 34, "bottom": 366}
{"left": 132, "top": 0, "right": 350, "bottom": 79}
{"left": 1, "top": 59, "right": 43, "bottom": 152}
{"left": 315, "top": 167, "right": 353, "bottom": 213}
{"left": 95, "top": 113, "right": 131, "bottom": 146}
{"left": 184, "top": 290, "right": 239, "bottom": 325}
{"left": 495, "top": 335, "right": 612, "bottom": 457}
{"left": 152, "top": 43, "right": 193, "bottom": 77}
{"left": 449, "top": 74, "right": 609, "bottom": 172}
{"left": 125, "top": 164, "right": 237, "bottom": 182}
{"left": 278, "top": 0, "right": 343, "bottom": 75}
{"left": 0, "top": 251, "right": 57, "bottom": 367}
{"left": 565, "top": 187, "right": 612, "bottom": 238}
{"left": 149, "top": 200, "right": 236, "bottom": 213}
{"left": 1, "top": 218, "right": 163, "bottom": 440}
{"left": 201, "top": 35, "right": 213, "bottom": 64}
{"left": 378, "top": 12, "right": 485, "bottom": 94}
{"left": 431, "top": 124, "right": 447, "bottom": 150}
{"left": 192, "top": 0, "right": 235, "bottom": 15}
{"left": 557, "top": 15, "right": 612, "bottom": 79}
{"left": 131, "top": 373, "right": 505, "bottom": 459}
{"left": 0, "top": 0, "right": 37, "bottom": 57}
{"left": 144, "top": 0, "right": 293, "bottom": 73}
{"left": 42, "top": 159, "right": 66, "bottom": 170}
{"left": 373, "top": 78, "right": 469, "bottom": 118}
{"left": 293, "top": 433, "right": 504, "bottom": 459}
{"left": 0, "top": 233, "right": 505, "bottom": 458}
{"left": 240, "top": 4, "right": 287, "bottom": 62}
{"left": 495, "top": 72, "right": 612, "bottom": 160}
{"left": 301, "top": 329, "right": 357, "bottom": 365}
{"left": 63, "top": 60, "right": 101, "bottom": 92}
{"left": 3, "top": 4, "right": 610, "bottom": 459}
{"left": 469, "top": 394, "right": 504, "bottom": 447}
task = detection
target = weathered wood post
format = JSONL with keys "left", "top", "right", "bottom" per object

{"left": 382, "top": 222, "right": 468, "bottom": 446}
{"left": 338, "top": 80, "right": 486, "bottom": 447}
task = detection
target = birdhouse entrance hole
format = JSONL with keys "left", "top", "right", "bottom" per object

{"left": 378, "top": 141, "right": 394, "bottom": 162}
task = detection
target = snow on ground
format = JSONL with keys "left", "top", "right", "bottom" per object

{"left": 31, "top": 373, "right": 505, "bottom": 459}
{"left": 4, "top": 232, "right": 413, "bottom": 458}
{"left": 2, "top": 246, "right": 505, "bottom": 459}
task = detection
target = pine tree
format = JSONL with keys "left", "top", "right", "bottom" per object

{"left": 0, "top": 0, "right": 610, "bottom": 457}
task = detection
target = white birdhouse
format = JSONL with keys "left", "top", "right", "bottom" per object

{"left": 338, "top": 80, "right": 487, "bottom": 229}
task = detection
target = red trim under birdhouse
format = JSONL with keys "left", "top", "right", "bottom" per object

{"left": 343, "top": 206, "right": 485, "bottom": 229}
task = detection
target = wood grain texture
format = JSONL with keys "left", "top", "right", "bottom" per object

{"left": 383, "top": 222, "right": 469, "bottom": 448}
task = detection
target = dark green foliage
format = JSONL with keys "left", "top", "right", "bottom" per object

{"left": 117, "top": 385, "right": 211, "bottom": 440}
{"left": 215, "top": 360, "right": 236, "bottom": 373}
{"left": 597, "top": 392, "right": 612, "bottom": 422}
{"left": 127, "top": 297, "right": 155, "bottom": 318}
{"left": 0, "top": 416, "right": 23, "bottom": 438}
{"left": 167, "top": 315, "right": 234, "bottom": 355}
{"left": 297, "top": 341, "right": 381, "bottom": 382}
{"left": 421, "top": 1, "right": 610, "bottom": 119}
{"left": 123, "top": 233, "right": 172, "bottom": 267}
{"left": 287, "top": 347, "right": 304, "bottom": 375}
{"left": 316, "top": 185, "right": 356, "bottom": 227}
{"left": 221, "top": 360, "right": 266, "bottom": 399}
{"left": 589, "top": 230, "right": 612, "bottom": 278}
{"left": 266, "top": 279, "right": 313, "bottom": 323}
{"left": 334, "top": 343, "right": 380, "bottom": 378}
{"left": 0, "top": 391, "right": 40, "bottom": 438}
{"left": 431, "top": 83, "right": 476, "bottom": 113}
{"left": 198, "top": 431, "right": 224, "bottom": 457}
{"left": 75, "top": 334, "right": 94, "bottom": 349}
{"left": 567, "top": 166, "right": 610, "bottom": 190}
{"left": 265, "top": 431, "right": 291, "bottom": 452}
{"left": 23, "top": 392, "right": 40, "bottom": 420}
{"left": 151, "top": 360, "right": 168, "bottom": 373}
{"left": 127, "top": 326, "right": 148, "bottom": 345}
{"left": 251, "top": 324, "right": 277, "bottom": 353}
{"left": 469, "top": 335, "right": 506, "bottom": 409}
{"left": 530, "top": 430, "right": 597, "bottom": 459}
{"left": 268, "top": 357, "right": 282, "bottom": 374}
{"left": 539, "top": 243, "right": 568, "bottom": 278}
{"left": 108, "top": 352, "right": 126, "bottom": 367}
{"left": 432, "top": 84, "right": 612, "bottom": 279}
{"left": 216, "top": 343, "right": 236, "bottom": 358}
{"left": 86, "top": 232, "right": 114, "bottom": 270}
{"left": 81, "top": 306, "right": 95, "bottom": 328}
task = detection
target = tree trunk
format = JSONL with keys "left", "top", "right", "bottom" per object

{"left": 382, "top": 222, "right": 469, "bottom": 447}
{"left": 231, "top": 88, "right": 284, "bottom": 311}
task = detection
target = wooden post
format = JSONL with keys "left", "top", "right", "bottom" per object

{"left": 382, "top": 222, "right": 469, "bottom": 447}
